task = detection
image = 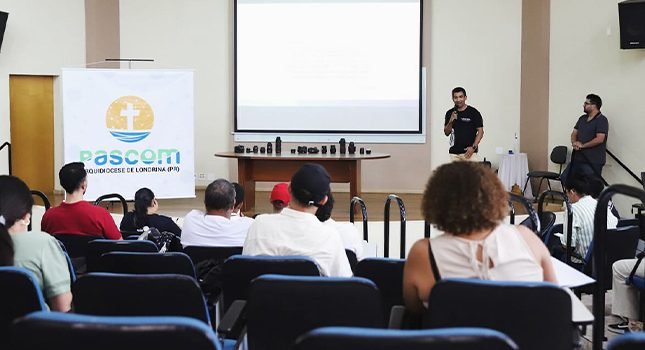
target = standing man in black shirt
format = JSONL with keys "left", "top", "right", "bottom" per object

{"left": 443, "top": 87, "right": 484, "bottom": 161}
{"left": 560, "top": 93, "right": 608, "bottom": 184}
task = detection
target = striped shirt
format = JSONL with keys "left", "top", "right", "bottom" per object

{"left": 561, "top": 195, "right": 618, "bottom": 263}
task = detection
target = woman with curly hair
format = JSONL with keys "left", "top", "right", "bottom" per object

{"left": 403, "top": 162, "right": 556, "bottom": 313}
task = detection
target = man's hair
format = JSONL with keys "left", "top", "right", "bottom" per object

{"left": 59, "top": 162, "right": 87, "bottom": 194}
{"left": 232, "top": 182, "right": 244, "bottom": 207}
{"left": 422, "top": 162, "right": 507, "bottom": 235}
{"left": 586, "top": 94, "right": 602, "bottom": 109}
{"left": 315, "top": 192, "right": 335, "bottom": 222}
{"left": 452, "top": 86, "right": 467, "bottom": 97}
{"left": 204, "top": 179, "right": 236, "bottom": 211}
{"left": 565, "top": 174, "right": 591, "bottom": 196}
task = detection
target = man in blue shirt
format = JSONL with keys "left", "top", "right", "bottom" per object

{"left": 561, "top": 93, "right": 609, "bottom": 184}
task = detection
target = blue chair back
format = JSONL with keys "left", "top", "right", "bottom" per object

{"left": 354, "top": 258, "right": 405, "bottom": 322}
{"left": 183, "top": 246, "right": 243, "bottom": 266}
{"left": 56, "top": 240, "right": 77, "bottom": 282}
{"left": 607, "top": 332, "right": 645, "bottom": 350}
{"left": 294, "top": 326, "right": 518, "bottom": 350}
{"left": 221, "top": 255, "right": 320, "bottom": 313}
{"left": 425, "top": 279, "right": 572, "bottom": 350}
{"left": 246, "top": 275, "right": 385, "bottom": 350}
{"left": 0, "top": 267, "right": 47, "bottom": 338}
{"left": 96, "top": 251, "right": 195, "bottom": 278}
{"left": 72, "top": 272, "right": 210, "bottom": 325}
{"left": 11, "top": 312, "right": 221, "bottom": 350}
{"left": 86, "top": 239, "right": 158, "bottom": 272}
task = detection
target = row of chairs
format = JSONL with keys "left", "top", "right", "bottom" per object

{"left": 4, "top": 264, "right": 645, "bottom": 350}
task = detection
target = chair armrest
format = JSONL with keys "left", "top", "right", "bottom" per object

{"left": 217, "top": 300, "right": 247, "bottom": 340}
{"left": 388, "top": 305, "right": 406, "bottom": 329}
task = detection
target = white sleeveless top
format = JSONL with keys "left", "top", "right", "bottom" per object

{"left": 430, "top": 224, "right": 543, "bottom": 281}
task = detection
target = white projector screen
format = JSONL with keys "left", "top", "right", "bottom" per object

{"left": 235, "top": 0, "right": 422, "bottom": 136}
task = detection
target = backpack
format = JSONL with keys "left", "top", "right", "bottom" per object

{"left": 138, "top": 227, "right": 181, "bottom": 252}
{"left": 195, "top": 258, "right": 225, "bottom": 301}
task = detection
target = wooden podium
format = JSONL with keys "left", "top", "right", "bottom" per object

{"left": 215, "top": 151, "right": 390, "bottom": 210}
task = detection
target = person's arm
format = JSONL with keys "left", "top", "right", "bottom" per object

{"left": 403, "top": 239, "right": 435, "bottom": 314}
{"left": 516, "top": 225, "right": 557, "bottom": 283}
{"left": 444, "top": 111, "right": 457, "bottom": 136}
{"left": 571, "top": 128, "right": 584, "bottom": 150}
{"left": 42, "top": 236, "right": 73, "bottom": 311}
{"left": 464, "top": 127, "right": 484, "bottom": 159}
{"left": 580, "top": 133, "right": 606, "bottom": 149}
{"left": 49, "top": 292, "right": 73, "bottom": 312}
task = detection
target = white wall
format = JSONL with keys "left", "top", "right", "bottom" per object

{"left": 429, "top": 0, "right": 523, "bottom": 170}
{"left": 550, "top": 0, "right": 645, "bottom": 214}
{"left": 0, "top": 0, "right": 86, "bottom": 176}
{"left": 119, "top": 0, "right": 233, "bottom": 188}
{"left": 119, "top": 0, "right": 524, "bottom": 191}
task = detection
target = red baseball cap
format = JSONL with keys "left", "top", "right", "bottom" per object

{"left": 270, "top": 182, "right": 290, "bottom": 205}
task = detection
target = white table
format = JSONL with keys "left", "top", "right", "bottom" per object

{"left": 552, "top": 257, "right": 595, "bottom": 325}
{"left": 498, "top": 152, "right": 532, "bottom": 199}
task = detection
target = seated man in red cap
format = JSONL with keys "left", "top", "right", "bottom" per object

{"left": 270, "top": 182, "right": 290, "bottom": 213}
{"left": 243, "top": 164, "right": 352, "bottom": 277}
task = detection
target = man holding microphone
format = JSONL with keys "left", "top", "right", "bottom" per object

{"left": 444, "top": 87, "right": 484, "bottom": 161}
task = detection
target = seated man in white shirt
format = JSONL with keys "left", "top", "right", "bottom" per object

{"left": 315, "top": 191, "right": 365, "bottom": 261}
{"left": 550, "top": 174, "right": 618, "bottom": 264}
{"left": 243, "top": 163, "right": 353, "bottom": 277}
{"left": 181, "top": 179, "right": 254, "bottom": 247}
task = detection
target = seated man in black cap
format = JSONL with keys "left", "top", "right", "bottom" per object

{"left": 242, "top": 163, "right": 352, "bottom": 277}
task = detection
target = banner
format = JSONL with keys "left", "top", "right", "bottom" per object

{"left": 62, "top": 69, "right": 195, "bottom": 200}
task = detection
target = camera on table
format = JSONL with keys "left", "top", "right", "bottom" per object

{"left": 297, "top": 146, "right": 308, "bottom": 154}
{"left": 307, "top": 147, "right": 319, "bottom": 154}
{"left": 234, "top": 145, "right": 245, "bottom": 153}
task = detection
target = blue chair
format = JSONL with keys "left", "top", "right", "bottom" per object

{"left": 86, "top": 239, "right": 158, "bottom": 272}
{"left": 11, "top": 312, "right": 221, "bottom": 350}
{"left": 54, "top": 234, "right": 99, "bottom": 274}
{"left": 220, "top": 255, "right": 321, "bottom": 314}
{"left": 354, "top": 258, "right": 405, "bottom": 324}
{"left": 425, "top": 279, "right": 572, "bottom": 350}
{"left": 73, "top": 272, "right": 210, "bottom": 325}
{"left": 220, "top": 275, "right": 385, "bottom": 350}
{"left": 0, "top": 267, "right": 47, "bottom": 338}
{"left": 294, "top": 326, "right": 518, "bottom": 350}
{"left": 56, "top": 240, "right": 77, "bottom": 282}
{"left": 607, "top": 332, "right": 645, "bottom": 350}
{"left": 183, "top": 246, "right": 243, "bottom": 267}
{"left": 96, "top": 251, "right": 196, "bottom": 278}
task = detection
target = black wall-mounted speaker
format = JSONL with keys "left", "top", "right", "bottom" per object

{"left": 619, "top": 0, "right": 645, "bottom": 49}
{"left": 0, "top": 11, "right": 7, "bottom": 53}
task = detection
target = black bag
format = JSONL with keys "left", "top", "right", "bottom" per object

{"left": 140, "top": 227, "right": 182, "bottom": 252}
{"left": 195, "top": 259, "right": 225, "bottom": 301}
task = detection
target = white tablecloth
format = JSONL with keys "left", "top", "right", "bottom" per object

{"left": 498, "top": 153, "right": 532, "bottom": 199}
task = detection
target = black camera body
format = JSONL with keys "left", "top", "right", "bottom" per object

{"left": 234, "top": 145, "right": 245, "bottom": 153}
{"left": 297, "top": 146, "right": 308, "bottom": 154}
{"left": 307, "top": 147, "right": 319, "bottom": 154}
{"left": 348, "top": 142, "right": 356, "bottom": 155}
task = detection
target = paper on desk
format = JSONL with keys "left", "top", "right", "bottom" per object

{"left": 551, "top": 257, "right": 595, "bottom": 288}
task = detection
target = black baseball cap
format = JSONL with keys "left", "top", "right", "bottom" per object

{"left": 290, "top": 163, "right": 331, "bottom": 206}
